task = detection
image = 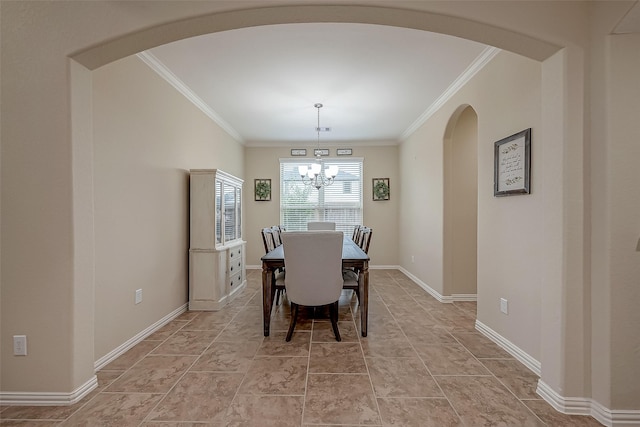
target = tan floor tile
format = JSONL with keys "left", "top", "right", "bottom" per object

{"left": 377, "top": 397, "right": 462, "bottom": 426}
{"left": 256, "top": 330, "right": 310, "bottom": 356}
{"left": 437, "top": 376, "right": 545, "bottom": 426}
{"left": 147, "top": 372, "right": 244, "bottom": 422}
{"left": 304, "top": 373, "right": 380, "bottom": 425}
{"left": 309, "top": 342, "right": 367, "bottom": 373}
{"left": 0, "top": 404, "right": 79, "bottom": 421}
{"left": 96, "top": 370, "right": 124, "bottom": 388}
{"left": 414, "top": 343, "right": 491, "bottom": 375}
{"left": 452, "top": 331, "right": 512, "bottom": 358}
{"left": 152, "top": 329, "right": 221, "bottom": 355}
{"left": 106, "top": 355, "right": 197, "bottom": 393}
{"left": 367, "top": 357, "right": 442, "bottom": 397}
{"left": 101, "top": 340, "right": 160, "bottom": 370}
{"left": 312, "top": 320, "right": 358, "bottom": 342}
{"left": 142, "top": 423, "right": 224, "bottom": 426}
{"left": 523, "top": 400, "right": 605, "bottom": 426}
{"left": 215, "top": 322, "right": 264, "bottom": 341}
{"left": 190, "top": 340, "right": 262, "bottom": 372}
{"left": 0, "top": 421, "right": 60, "bottom": 426}
{"left": 401, "top": 324, "right": 457, "bottom": 345}
{"left": 59, "top": 393, "right": 163, "bottom": 426}
{"left": 224, "top": 395, "right": 304, "bottom": 427}
{"left": 361, "top": 337, "right": 417, "bottom": 358}
{"left": 184, "top": 309, "right": 240, "bottom": 330}
{"left": 238, "top": 357, "right": 308, "bottom": 395}
{"left": 145, "top": 320, "right": 189, "bottom": 340}
{"left": 482, "top": 358, "right": 540, "bottom": 398}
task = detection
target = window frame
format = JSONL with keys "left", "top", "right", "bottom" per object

{"left": 279, "top": 157, "right": 364, "bottom": 233}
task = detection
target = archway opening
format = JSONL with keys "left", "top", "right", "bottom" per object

{"left": 443, "top": 105, "right": 478, "bottom": 305}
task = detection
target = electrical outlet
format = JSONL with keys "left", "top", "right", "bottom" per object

{"left": 13, "top": 335, "right": 27, "bottom": 356}
{"left": 500, "top": 298, "right": 508, "bottom": 314}
{"left": 135, "top": 289, "right": 143, "bottom": 304}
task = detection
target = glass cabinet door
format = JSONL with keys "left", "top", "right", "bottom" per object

{"left": 235, "top": 187, "right": 242, "bottom": 240}
{"left": 224, "top": 183, "right": 237, "bottom": 242}
{"left": 215, "top": 180, "right": 222, "bottom": 245}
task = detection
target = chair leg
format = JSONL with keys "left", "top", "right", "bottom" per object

{"left": 286, "top": 303, "right": 299, "bottom": 342}
{"left": 275, "top": 289, "right": 282, "bottom": 305}
{"left": 329, "top": 301, "right": 341, "bottom": 342}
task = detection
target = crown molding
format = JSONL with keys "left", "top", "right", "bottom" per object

{"left": 136, "top": 51, "right": 244, "bottom": 144}
{"left": 401, "top": 46, "right": 501, "bottom": 141}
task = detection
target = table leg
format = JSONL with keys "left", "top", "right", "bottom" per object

{"left": 262, "top": 262, "right": 272, "bottom": 336}
{"left": 359, "top": 261, "right": 369, "bottom": 337}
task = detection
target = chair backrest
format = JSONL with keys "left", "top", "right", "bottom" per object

{"left": 358, "top": 227, "right": 373, "bottom": 254}
{"left": 352, "top": 225, "right": 362, "bottom": 241}
{"left": 271, "top": 225, "right": 282, "bottom": 246}
{"left": 261, "top": 227, "right": 276, "bottom": 253}
{"left": 307, "top": 221, "right": 336, "bottom": 231}
{"left": 281, "top": 231, "right": 344, "bottom": 306}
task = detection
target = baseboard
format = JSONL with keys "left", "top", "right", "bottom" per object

{"left": 94, "top": 303, "right": 188, "bottom": 371}
{"left": 475, "top": 320, "right": 541, "bottom": 376}
{"left": 537, "top": 381, "right": 640, "bottom": 427}
{"left": 246, "top": 264, "right": 402, "bottom": 270}
{"left": 397, "top": 266, "right": 451, "bottom": 303}
{"left": 0, "top": 375, "right": 98, "bottom": 406}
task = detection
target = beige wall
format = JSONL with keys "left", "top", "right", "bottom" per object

{"left": 92, "top": 55, "right": 243, "bottom": 360}
{"left": 244, "top": 145, "right": 398, "bottom": 267}
{"left": 606, "top": 32, "right": 640, "bottom": 409}
{"left": 400, "top": 51, "right": 543, "bottom": 360}
{"left": 2, "top": 0, "right": 639, "bottom": 416}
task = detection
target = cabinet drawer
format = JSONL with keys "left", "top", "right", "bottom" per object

{"left": 228, "top": 246, "right": 242, "bottom": 261}
{"left": 228, "top": 270, "right": 242, "bottom": 289}
{"left": 227, "top": 246, "right": 243, "bottom": 274}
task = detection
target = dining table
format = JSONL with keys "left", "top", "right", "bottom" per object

{"left": 261, "top": 235, "right": 370, "bottom": 337}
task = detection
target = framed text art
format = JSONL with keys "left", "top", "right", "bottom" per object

{"left": 494, "top": 128, "right": 531, "bottom": 196}
{"left": 372, "top": 178, "right": 390, "bottom": 201}
{"left": 291, "top": 149, "right": 307, "bottom": 156}
{"left": 254, "top": 179, "right": 271, "bottom": 201}
{"left": 314, "top": 148, "right": 329, "bottom": 156}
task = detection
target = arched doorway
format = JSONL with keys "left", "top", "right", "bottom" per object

{"left": 443, "top": 105, "right": 478, "bottom": 301}
{"left": 52, "top": 3, "right": 580, "bottom": 408}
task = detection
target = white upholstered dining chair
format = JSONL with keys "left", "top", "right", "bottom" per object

{"left": 277, "top": 231, "right": 344, "bottom": 341}
{"left": 307, "top": 221, "right": 336, "bottom": 230}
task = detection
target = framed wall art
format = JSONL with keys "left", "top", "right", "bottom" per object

{"left": 372, "top": 178, "right": 390, "bottom": 201}
{"left": 254, "top": 179, "right": 271, "bottom": 201}
{"left": 494, "top": 128, "right": 531, "bottom": 196}
{"left": 314, "top": 148, "right": 329, "bottom": 156}
{"left": 291, "top": 149, "right": 307, "bottom": 156}
{"left": 336, "top": 148, "right": 352, "bottom": 156}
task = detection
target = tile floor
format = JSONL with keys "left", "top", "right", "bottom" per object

{"left": 1, "top": 269, "right": 603, "bottom": 426}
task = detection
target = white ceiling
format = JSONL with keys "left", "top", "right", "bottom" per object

{"left": 146, "top": 23, "right": 491, "bottom": 146}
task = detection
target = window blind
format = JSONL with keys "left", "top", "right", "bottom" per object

{"left": 280, "top": 158, "right": 363, "bottom": 233}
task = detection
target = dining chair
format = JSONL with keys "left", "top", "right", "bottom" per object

{"left": 261, "top": 227, "right": 276, "bottom": 253}
{"left": 271, "top": 225, "right": 283, "bottom": 247}
{"left": 358, "top": 226, "right": 373, "bottom": 254}
{"left": 277, "top": 231, "right": 344, "bottom": 341}
{"left": 343, "top": 227, "right": 372, "bottom": 303}
{"left": 261, "top": 228, "right": 285, "bottom": 306}
{"left": 351, "top": 225, "right": 362, "bottom": 241}
{"left": 307, "top": 221, "right": 336, "bottom": 231}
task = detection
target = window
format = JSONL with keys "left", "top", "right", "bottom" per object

{"left": 280, "top": 158, "right": 363, "bottom": 233}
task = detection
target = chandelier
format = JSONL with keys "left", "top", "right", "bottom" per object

{"left": 298, "top": 103, "right": 338, "bottom": 190}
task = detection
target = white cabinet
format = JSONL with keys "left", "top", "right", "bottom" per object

{"left": 189, "top": 169, "right": 246, "bottom": 310}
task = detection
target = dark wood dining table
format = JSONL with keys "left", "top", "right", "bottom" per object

{"left": 261, "top": 235, "right": 370, "bottom": 337}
